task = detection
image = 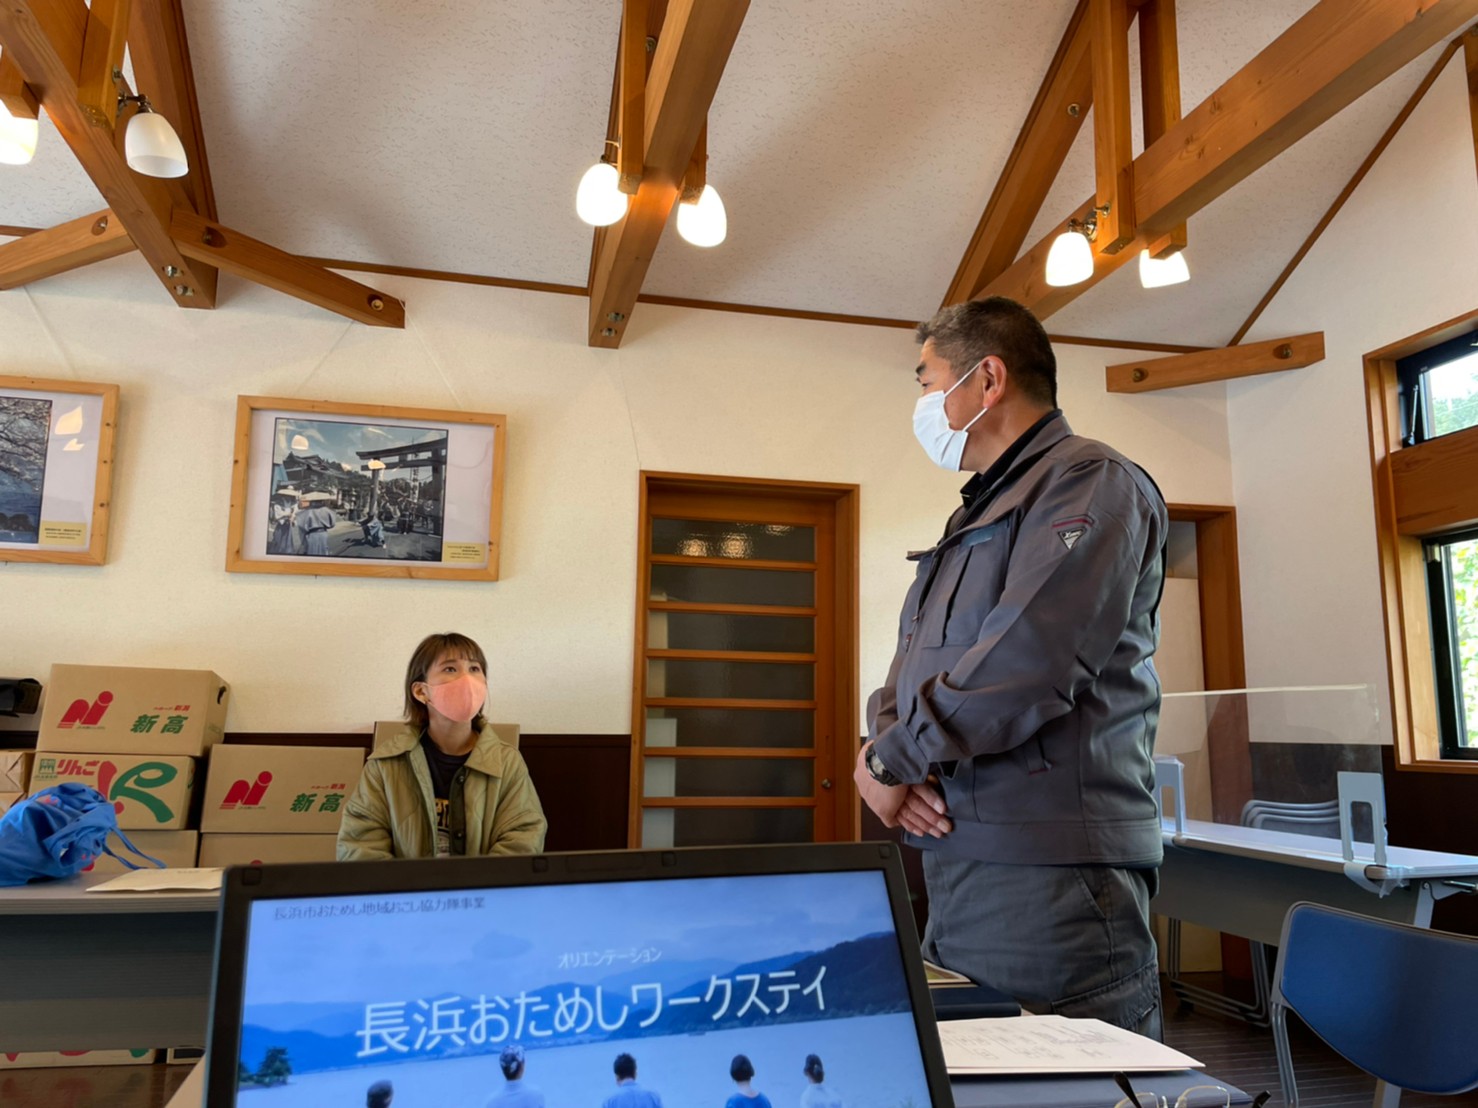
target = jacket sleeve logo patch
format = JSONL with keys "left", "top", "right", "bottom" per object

{"left": 1052, "top": 515, "right": 1093, "bottom": 551}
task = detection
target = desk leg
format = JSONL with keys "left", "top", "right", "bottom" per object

{"left": 1373, "top": 1079, "right": 1402, "bottom": 1107}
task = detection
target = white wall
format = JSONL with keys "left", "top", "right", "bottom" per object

{"left": 1228, "top": 56, "right": 1478, "bottom": 737}
{"left": 0, "top": 257, "right": 1231, "bottom": 734}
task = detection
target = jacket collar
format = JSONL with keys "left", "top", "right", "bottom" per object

{"left": 371, "top": 722, "right": 508, "bottom": 777}
{"left": 958, "top": 410, "right": 1070, "bottom": 509}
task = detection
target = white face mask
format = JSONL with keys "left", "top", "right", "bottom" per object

{"left": 913, "top": 360, "right": 988, "bottom": 471}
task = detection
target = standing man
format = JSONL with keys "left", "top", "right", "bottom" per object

{"left": 856, "top": 297, "right": 1167, "bottom": 1037}
{"left": 603, "top": 1052, "right": 663, "bottom": 1108}
{"left": 293, "top": 496, "right": 337, "bottom": 556}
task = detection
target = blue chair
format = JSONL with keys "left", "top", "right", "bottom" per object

{"left": 1271, "top": 901, "right": 1478, "bottom": 1106}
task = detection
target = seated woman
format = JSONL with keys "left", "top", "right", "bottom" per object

{"left": 337, "top": 632, "right": 546, "bottom": 859}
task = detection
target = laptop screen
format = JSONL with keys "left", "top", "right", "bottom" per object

{"left": 209, "top": 847, "right": 950, "bottom": 1108}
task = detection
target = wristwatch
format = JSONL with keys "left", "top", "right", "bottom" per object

{"left": 866, "top": 744, "right": 902, "bottom": 787}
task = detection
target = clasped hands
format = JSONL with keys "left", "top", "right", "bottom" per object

{"left": 853, "top": 741, "right": 952, "bottom": 839}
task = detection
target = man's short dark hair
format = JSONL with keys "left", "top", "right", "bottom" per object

{"left": 916, "top": 297, "right": 1057, "bottom": 407}
{"left": 614, "top": 1053, "right": 637, "bottom": 1080}
{"left": 367, "top": 1080, "right": 393, "bottom": 1108}
{"left": 730, "top": 1054, "right": 755, "bottom": 1082}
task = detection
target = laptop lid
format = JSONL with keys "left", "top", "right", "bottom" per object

{"left": 205, "top": 843, "right": 955, "bottom": 1108}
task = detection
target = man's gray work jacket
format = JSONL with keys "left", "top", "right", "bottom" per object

{"left": 869, "top": 413, "right": 1166, "bottom": 868}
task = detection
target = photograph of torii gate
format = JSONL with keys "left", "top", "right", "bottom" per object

{"left": 266, "top": 417, "right": 447, "bottom": 562}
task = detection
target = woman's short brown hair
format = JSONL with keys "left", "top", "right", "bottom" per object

{"left": 404, "top": 632, "right": 488, "bottom": 733}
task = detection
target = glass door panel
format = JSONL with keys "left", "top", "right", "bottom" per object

{"left": 651, "top": 518, "right": 816, "bottom": 561}
{"left": 642, "top": 757, "right": 813, "bottom": 798}
{"left": 644, "top": 707, "right": 813, "bottom": 748}
{"left": 641, "top": 807, "right": 814, "bottom": 848}
{"left": 649, "top": 563, "right": 814, "bottom": 607}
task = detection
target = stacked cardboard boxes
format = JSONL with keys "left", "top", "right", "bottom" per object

{"left": 30, "top": 664, "right": 230, "bottom": 874}
{"left": 0, "top": 749, "right": 32, "bottom": 815}
{"left": 199, "top": 743, "right": 364, "bottom": 865}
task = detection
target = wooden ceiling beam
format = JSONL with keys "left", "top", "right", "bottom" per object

{"left": 587, "top": 0, "right": 749, "bottom": 349}
{"left": 1106, "top": 331, "right": 1325, "bottom": 392}
{"left": 170, "top": 209, "right": 405, "bottom": 329}
{"left": 0, "top": 209, "right": 133, "bottom": 289}
{"left": 1090, "top": 0, "right": 1136, "bottom": 253}
{"left": 982, "top": 0, "right": 1478, "bottom": 319}
{"left": 1228, "top": 37, "right": 1459, "bottom": 346}
{"left": 941, "top": 1, "right": 1092, "bottom": 306}
{"left": 616, "top": 0, "right": 647, "bottom": 194}
{"left": 1465, "top": 25, "right": 1478, "bottom": 177}
{"left": 127, "top": 0, "right": 217, "bottom": 221}
{"left": 76, "top": 0, "right": 128, "bottom": 127}
{"left": 0, "top": 0, "right": 216, "bottom": 308}
{"left": 0, "top": 49, "right": 40, "bottom": 118}
{"left": 1137, "top": 0, "right": 1186, "bottom": 259}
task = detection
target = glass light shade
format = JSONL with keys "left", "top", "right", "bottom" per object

{"left": 676, "top": 184, "right": 727, "bottom": 247}
{"left": 575, "top": 161, "right": 627, "bottom": 226}
{"left": 124, "top": 111, "right": 188, "bottom": 178}
{"left": 0, "top": 104, "right": 39, "bottom": 166}
{"left": 1139, "top": 248, "right": 1190, "bottom": 289}
{"left": 1044, "top": 228, "right": 1094, "bottom": 287}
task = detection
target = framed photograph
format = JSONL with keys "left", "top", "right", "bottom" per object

{"left": 0, "top": 375, "right": 118, "bottom": 566}
{"left": 226, "top": 396, "right": 506, "bottom": 581}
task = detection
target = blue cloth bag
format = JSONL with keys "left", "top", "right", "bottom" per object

{"left": 0, "top": 783, "right": 163, "bottom": 886}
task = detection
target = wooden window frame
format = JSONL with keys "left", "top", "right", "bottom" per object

{"left": 1365, "top": 307, "right": 1478, "bottom": 773}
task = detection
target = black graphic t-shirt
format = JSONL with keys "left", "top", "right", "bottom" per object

{"left": 420, "top": 734, "right": 470, "bottom": 857}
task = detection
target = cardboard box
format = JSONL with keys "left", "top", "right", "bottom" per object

{"left": 38, "top": 664, "right": 229, "bottom": 757}
{"left": 29, "top": 752, "right": 196, "bottom": 830}
{"left": 201, "top": 745, "right": 364, "bottom": 834}
{"left": 83, "top": 830, "right": 199, "bottom": 875}
{"left": 373, "top": 719, "right": 520, "bottom": 749}
{"left": 0, "top": 1049, "right": 157, "bottom": 1069}
{"left": 0, "top": 749, "right": 33, "bottom": 791}
{"left": 199, "top": 832, "right": 339, "bottom": 867}
{"left": 0, "top": 791, "right": 22, "bottom": 817}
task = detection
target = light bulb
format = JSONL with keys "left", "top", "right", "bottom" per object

{"left": 1138, "top": 248, "right": 1190, "bottom": 289}
{"left": 0, "top": 103, "right": 39, "bottom": 166}
{"left": 676, "top": 184, "right": 727, "bottom": 247}
{"left": 125, "top": 110, "right": 188, "bottom": 178}
{"left": 575, "top": 161, "right": 627, "bottom": 226}
{"left": 1044, "top": 228, "right": 1094, "bottom": 287}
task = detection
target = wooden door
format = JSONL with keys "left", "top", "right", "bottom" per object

{"left": 630, "top": 473, "right": 859, "bottom": 848}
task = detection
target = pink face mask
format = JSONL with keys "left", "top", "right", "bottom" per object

{"left": 422, "top": 673, "right": 486, "bottom": 723}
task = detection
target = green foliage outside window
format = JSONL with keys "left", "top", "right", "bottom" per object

{"left": 1448, "top": 537, "right": 1478, "bottom": 746}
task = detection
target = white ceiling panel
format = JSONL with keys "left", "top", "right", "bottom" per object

{"left": 181, "top": 1, "right": 619, "bottom": 284}
{"left": 641, "top": 0, "right": 1078, "bottom": 319}
{"left": 0, "top": 1, "right": 1462, "bottom": 345}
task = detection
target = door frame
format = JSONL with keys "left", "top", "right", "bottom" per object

{"left": 630, "top": 471, "right": 860, "bottom": 847}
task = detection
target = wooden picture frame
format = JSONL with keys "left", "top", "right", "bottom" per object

{"left": 226, "top": 396, "right": 507, "bottom": 582}
{"left": 0, "top": 375, "right": 119, "bottom": 566}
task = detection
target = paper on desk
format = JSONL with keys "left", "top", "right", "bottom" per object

{"left": 86, "top": 867, "right": 223, "bottom": 893}
{"left": 939, "top": 1014, "right": 1201, "bottom": 1075}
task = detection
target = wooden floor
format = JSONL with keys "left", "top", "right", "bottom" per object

{"left": 3, "top": 985, "right": 1475, "bottom": 1108}
{"left": 1162, "top": 983, "right": 1478, "bottom": 1107}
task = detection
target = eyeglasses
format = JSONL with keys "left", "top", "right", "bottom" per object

{"left": 1111, "top": 1073, "right": 1265, "bottom": 1108}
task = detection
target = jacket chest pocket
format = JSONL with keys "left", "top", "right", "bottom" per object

{"left": 930, "top": 518, "right": 1012, "bottom": 647}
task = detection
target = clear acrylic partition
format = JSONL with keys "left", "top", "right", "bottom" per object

{"left": 1154, "top": 684, "right": 1383, "bottom": 841}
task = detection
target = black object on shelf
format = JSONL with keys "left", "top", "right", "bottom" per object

{"left": 0, "top": 678, "right": 41, "bottom": 718}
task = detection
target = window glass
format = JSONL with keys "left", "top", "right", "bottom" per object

{"left": 1399, "top": 333, "right": 1478, "bottom": 443}
{"left": 1425, "top": 353, "right": 1478, "bottom": 439}
{"left": 1436, "top": 535, "right": 1478, "bottom": 754}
